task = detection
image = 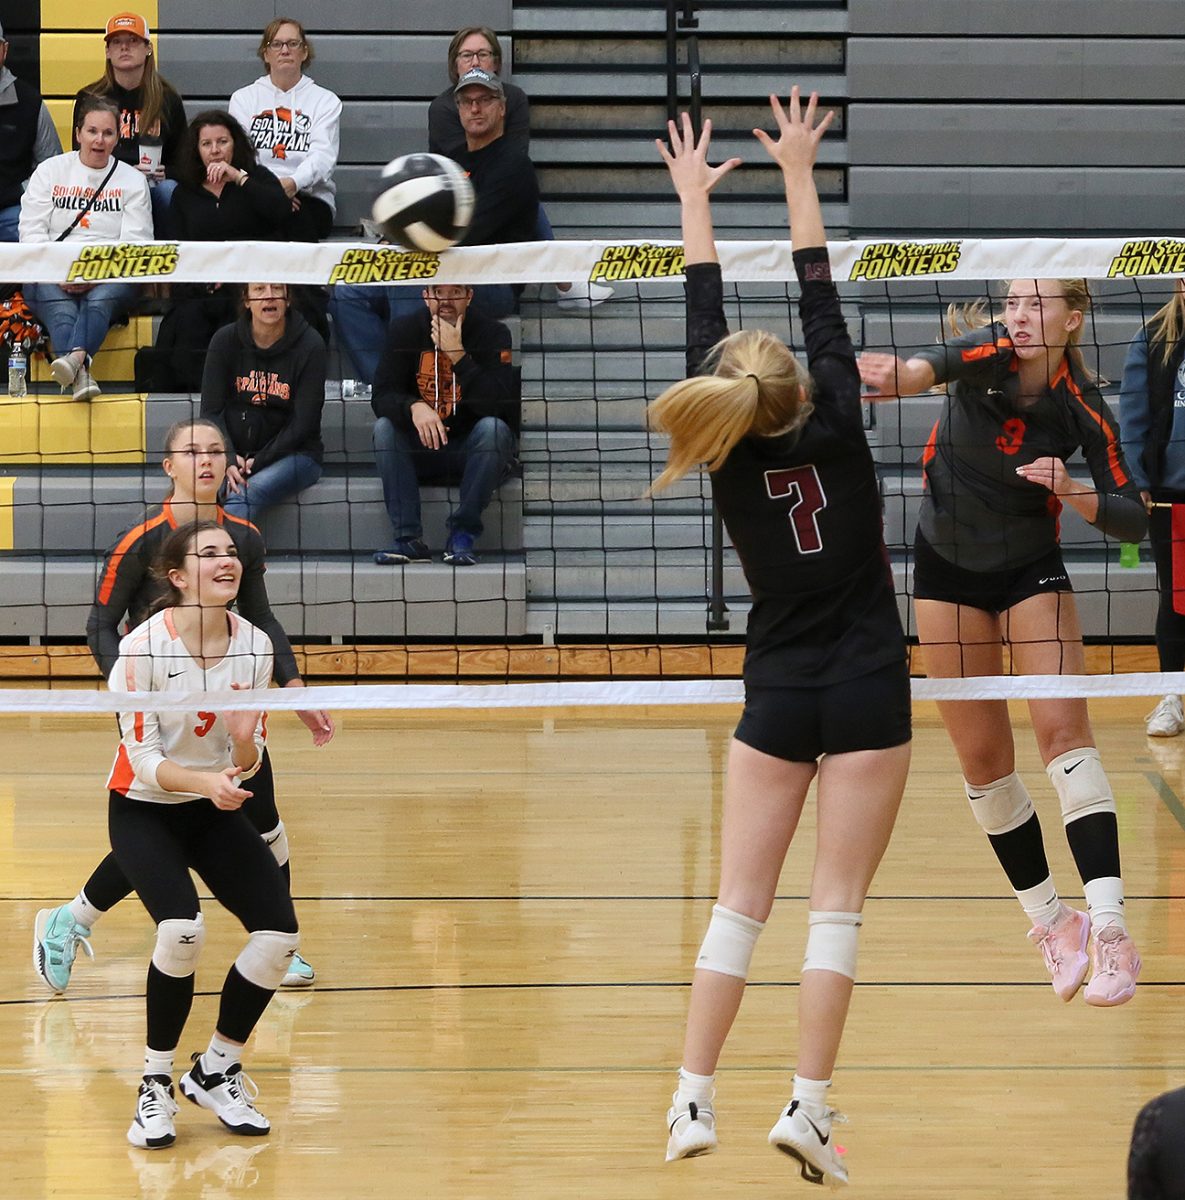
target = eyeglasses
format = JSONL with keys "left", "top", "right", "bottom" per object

{"left": 457, "top": 49, "right": 494, "bottom": 63}
{"left": 457, "top": 94, "right": 500, "bottom": 109}
{"left": 425, "top": 288, "right": 470, "bottom": 301}
{"left": 268, "top": 38, "right": 304, "bottom": 50}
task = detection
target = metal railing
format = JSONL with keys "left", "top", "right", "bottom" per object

{"left": 664, "top": 1, "right": 729, "bottom": 632}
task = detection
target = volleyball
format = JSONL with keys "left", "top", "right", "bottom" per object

{"left": 370, "top": 153, "right": 475, "bottom": 252}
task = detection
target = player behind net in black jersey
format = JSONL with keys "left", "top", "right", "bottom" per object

{"left": 650, "top": 91, "right": 911, "bottom": 1188}
{"left": 32, "top": 418, "right": 332, "bottom": 996}
{"left": 859, "top": 278, "right": 1148, "bottom": 1008}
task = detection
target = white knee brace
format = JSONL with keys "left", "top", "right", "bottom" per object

{"left": 695, "top": 904, "right": 765, "bottom": 980}
{"left": 261, "top": 821, "right": 290, "bottom": 868}
{"left": 152, "top": 914, "right": 206, "bottom": 978}
{"left": 802, "top": 911, "right": 862, "bottom": 980}
{"left": 235, "top": 929, "right": 300, "bottom": 991}
{"left": 964, "top": 772, "right": 1034, "bottom": 836}
{"left": 1047, "top": 747, "right": 1116, "bottom": 824}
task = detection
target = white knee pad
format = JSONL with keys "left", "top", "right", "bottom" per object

{"left": 261, "top": 821, "right": 289, "bottom": 868}
{"left": 694, "top": 904, "right": 765, "bottom": 979}
{"left": 152, "top": 914, "right": 206, "bottom": 978}
{"left": 964, "top": 772, "right": 1034, "bottom": 836}
{"left": 235, "top": 929, "right": 300, "bottom": 991}
{"left": 1047, "top": 747, "right": 1116, "bottom": 824}
{"left": 802, "top": 911, "right": 862, "bottom": 980}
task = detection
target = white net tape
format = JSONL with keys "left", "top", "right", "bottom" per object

{"left": 3, "top": 235, "right": 1184, "bottom": 286}
{"left": 0, "top": 673, "right": 1181, "bottom": 714}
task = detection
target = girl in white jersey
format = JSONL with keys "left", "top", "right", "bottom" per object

{"left": 107, "top": 520, "right": 299, "bottom": 1150}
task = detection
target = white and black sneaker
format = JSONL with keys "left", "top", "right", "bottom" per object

{"left": 768, "top": 1099, "right": 849, "bottom": 1187}
{"left": 665, "top": 1093, "right": 718, "bottom": 1161}
{"left": 127, "top": 1075, "right": 179, "bottom": 1149}
{"left": 180, "top": 1054, "right": 270, "bottom": 1135}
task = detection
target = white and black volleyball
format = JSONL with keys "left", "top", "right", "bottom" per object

{"left": 371, "top": 153, "right": 475, "bottom": 252}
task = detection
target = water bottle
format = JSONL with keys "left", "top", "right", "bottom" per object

{"left": 7, "top": 348, "right": 27, "bottom": 398}
{"left": 1119, "top": 542, "right": 1140, "bottom": 569}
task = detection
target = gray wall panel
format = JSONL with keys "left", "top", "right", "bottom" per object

{"left": 849, "top": 39, "right": 1185, "bottom": 101}
{"left": 159, "top": 1, "right": 511, "bottom": 33}
{"left": 849, "top": 0, "right": 1182, "bottom": 36}
{"left": 849, "top": 167, "right": 1185, "bottom": 234}
{"left": 848, "top": 105, "right": 1185, "bottom": 168}
{"left": 163, "top": 36, "right": 461, "bottom": 100}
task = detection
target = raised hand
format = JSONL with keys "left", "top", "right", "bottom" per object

{"left": 656, "top": 112, "right": 742, "bottom": 200}
{"left": 753, "top": 86, "right": 834, "bottom": 176}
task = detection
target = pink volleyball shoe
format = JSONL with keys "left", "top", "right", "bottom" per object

{"left": 1027, "top": 904, "right": 1090, "bottom": 1001}
{"left": 1083, "top": 925, "right": 1141, "bottom": 1007}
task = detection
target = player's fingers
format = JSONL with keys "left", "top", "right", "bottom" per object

{"left": 768, "top": 92, "right": 790, "bottom": 131}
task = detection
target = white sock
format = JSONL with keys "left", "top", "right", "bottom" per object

{"left": 1083, "top": 876, "right": 1126, "bottom": 934}
{"left": 200, "top": 1033, "right": 241, "bottom": 1077}
{"left": 791, "top": 1074, "right": 831, "bottom": 1120}
{"left": 1014, "top": 877, "right": 1062, "bottom": 928}
{"left": 144, "top": 1047, "right": 173, "bottom": 1080}
{"left": 676, "top": 1067, "right": 715, "bottom": 1107}
{"left": 69, "top": 890, "right": 104, "bottom": 929}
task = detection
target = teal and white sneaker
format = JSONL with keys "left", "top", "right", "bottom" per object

{"left": 33, "top": 905, "right": 94, "bottom": 993}
{"left": 280, "top": 952, "right": 315, "bottom": 988}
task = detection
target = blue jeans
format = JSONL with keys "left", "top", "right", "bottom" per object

{"left": 0, "top": 204, "right": 20, "bottom": 243}
{"left": 150, "top": 178, "right": 179, "bottom": 238}
{"left": 330, "top": 285, "right": 423, "bottom": 383}
{"left": 23, "top": 282, "right": 140, "bottom": 358}
{"left": 373, "top": 415, "right": 516, "bottom": 539}
{"left": 221, "top": 453, "right": 322, "bottom": 521}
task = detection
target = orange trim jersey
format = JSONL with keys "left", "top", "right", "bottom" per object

{"left": 106, "top": 609, "right": 272, "bottom": 804}
{"left": 86, "top": 500, "right": 300, "bottom": 686}
{"left": 911, "top": 323, "right": 1147, "bottom": 570}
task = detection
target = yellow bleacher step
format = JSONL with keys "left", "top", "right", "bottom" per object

{"left": 27, "top": 317, "right": 151, "bottom": 386}
{"left": 0, "top": 391, "right": 146, "bottom": 464}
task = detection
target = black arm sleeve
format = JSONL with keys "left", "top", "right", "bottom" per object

{"left": 685, "top": 262, "right": 729, "bottom": 377}
{"left": 1078, "top": 387, "right": 1150, "bottom": 543}
{"left": 86, "top": 531, "right": 150, "bottom": 677}
{"left": 794, "top": 247, "right": 863, "bottom": 425}
{"left": 234, "top": 532, "right": 300, "bottom": 685}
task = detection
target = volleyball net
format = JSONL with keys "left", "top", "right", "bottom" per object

{"left": 1, "top": 234, "right": 1182, "bottom": 712}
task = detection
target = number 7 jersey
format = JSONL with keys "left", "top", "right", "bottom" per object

{"left": 105, "top": 608, "right": 273, "bottom": 804}
{"left": 685, "top": 251, "right": 905, "bottom": 687}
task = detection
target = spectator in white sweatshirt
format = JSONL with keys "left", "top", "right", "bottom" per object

{"left": 20, "top": 94, "right": 152, "bottom": 401}
{"left": 228, "top": 18, "right": 341, "bottom": 242}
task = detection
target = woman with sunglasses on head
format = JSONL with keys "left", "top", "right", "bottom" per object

{"left": 20, "top": 93, "right": 151, "bottom": 401}
{"left": 201, "top": 282, "right": 326, "bottom": 521}
{"left": 106, "top": 519, "right": 296, "bottom": 1149}
{"left": 34, "top": 417, "right": 332, "bottom": 999}
{"left": 652, "top": 91, "right": 910, "bottom": 1187}
{"left": 859, "top": 274, "right": 1147, "bottom": 1007}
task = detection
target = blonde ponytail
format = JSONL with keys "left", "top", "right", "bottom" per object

{"left": 647, "top": 328, "right": 811, "bottom": 494}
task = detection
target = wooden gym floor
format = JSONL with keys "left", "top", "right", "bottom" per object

{"left": 0, "top": 699, "right": 1181, "bottom": 1198}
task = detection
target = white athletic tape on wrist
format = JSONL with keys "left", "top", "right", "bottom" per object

{"left": 695, "top": 904, "right": 765, "bottom": 980}
{"left": 1047, "top": 747, "right": 1116, "bottom": 823}
{"left": 261, "top": 821, "right": 289, "bottom": 867}
{"left": 6, "top": 673, "right": 1185, "bottom": 715}
{"left": 152, "top": 914, "right": 205, "bottom": 978}
{"left": 964, "top": 772, "right": 1034, "bottom": 836}
{"left": 802, "top": 911, "right": 862, "bottom": 980}
{"left": 235, "top": 929, "right": 300, "bottom": 991}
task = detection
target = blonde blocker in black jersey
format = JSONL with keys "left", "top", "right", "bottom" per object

{"left": 688, "top": 253, "right": 908, "bottom": 692}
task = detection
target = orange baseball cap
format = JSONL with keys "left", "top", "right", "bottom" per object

{"left": 105, "top": 12, "right": 151, "bottom": 41}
